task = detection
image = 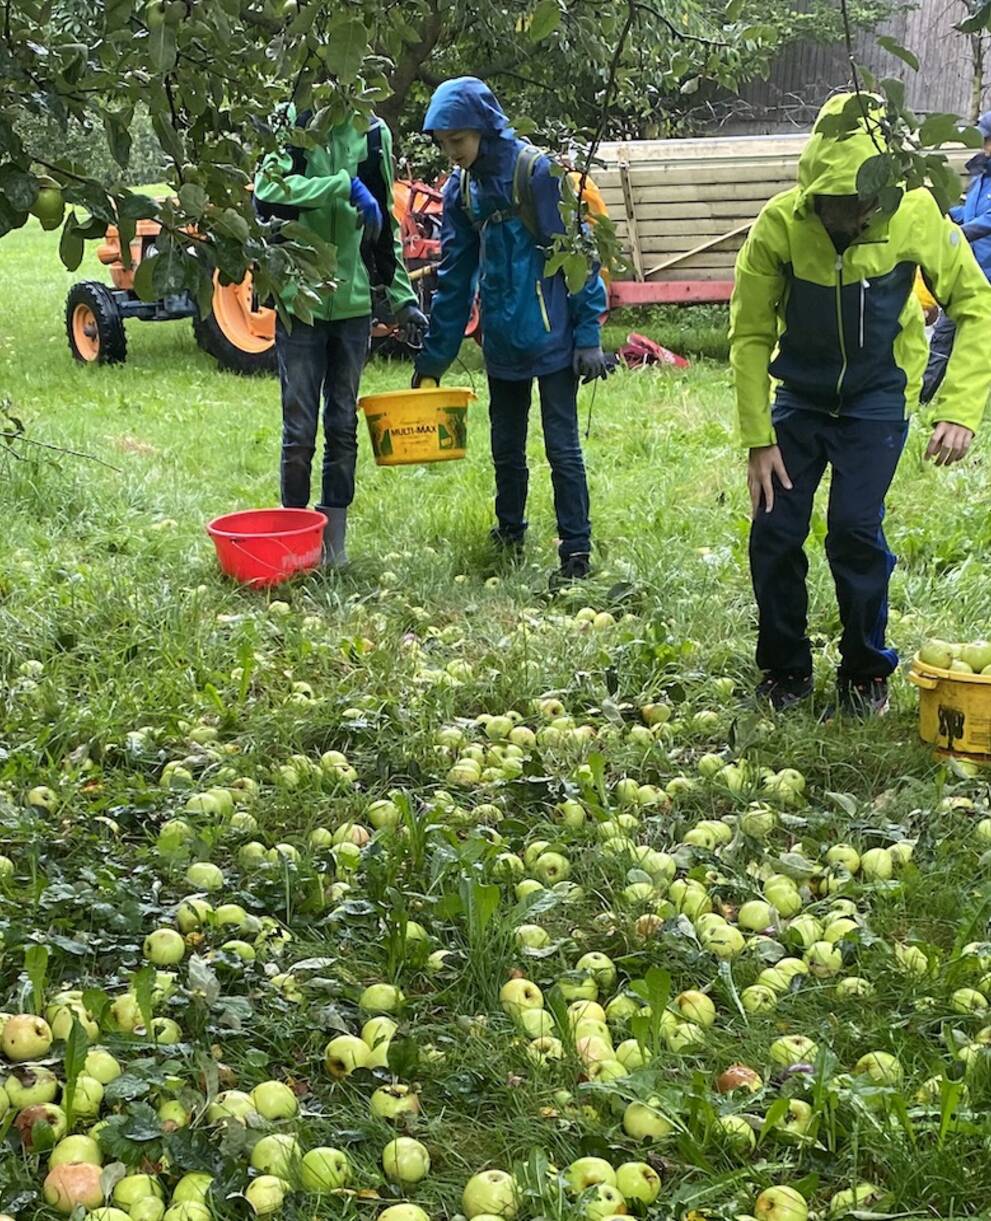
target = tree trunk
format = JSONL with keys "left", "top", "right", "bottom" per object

{"left": 377, "top": 5, "right": 446, "bottom": 134}
{"left": 969, "top": 32, "right": 985, "bottom": 121}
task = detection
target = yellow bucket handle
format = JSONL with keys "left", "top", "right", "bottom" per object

{"left": 908, "top": 669, "right": 938, "bottom": 691}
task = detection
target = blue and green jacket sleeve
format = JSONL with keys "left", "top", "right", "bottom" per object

{"left": 415, "top": 173, "right": 480, "bottom": 380}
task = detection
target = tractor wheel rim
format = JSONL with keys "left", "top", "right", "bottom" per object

{"left": 72, "top": 304, "right": 101, "bottom": 361}
{"left": 211, "top": 273, "right": 275, "bottom": 354}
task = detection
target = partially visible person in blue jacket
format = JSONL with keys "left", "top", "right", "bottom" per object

{"left": 922, "top": 112, "right": 991, "bottom": 402}
{"left": 412, "top": 77, "right": 610, "bottom": 584}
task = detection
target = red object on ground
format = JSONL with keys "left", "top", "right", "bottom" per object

{"left": 608, "top": 280, "right": 733, "bottom": 306}
{"left": 206, "top": 508, "right": 325, "bottom": 587}
{"left": 617, "top": 332, "right": 691, "bottom": 370}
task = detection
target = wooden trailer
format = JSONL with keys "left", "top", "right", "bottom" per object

{"left": 595, "top": 134, "right": 970, "bottom": 308}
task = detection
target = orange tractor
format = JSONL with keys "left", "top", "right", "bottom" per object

{"left": 65, "top": 179, "right": 475, "bottom": 374}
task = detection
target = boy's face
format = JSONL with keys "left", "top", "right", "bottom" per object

{"left": 436, "top": 129, "right": 482, "bottom": 170}
{"left": 814, "top": 194, "right": 879, "bottom": 242}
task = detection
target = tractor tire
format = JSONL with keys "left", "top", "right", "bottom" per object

{"left": 194, "top": 274, "right": 277, "bottom": 376}
{"left": 66, "top": 281, "right": 127, "bottom": 365}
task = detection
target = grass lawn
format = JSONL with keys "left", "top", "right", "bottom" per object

{"left": 2, "top": 215, "right": 991, "bottom": 1221}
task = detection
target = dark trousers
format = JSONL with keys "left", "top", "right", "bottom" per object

{"left": 488, "top": 367, "right": 591, "bottom": 558}
{"left": 749, "top": 408, "right": 908, "bottom": 679}
{"left": 276, "top": 315, "right": 371, "bottom": 509}
{"left": 920, "top": 312, "right": 955, "bottom": 404}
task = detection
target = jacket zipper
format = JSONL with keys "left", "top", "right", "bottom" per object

{"left": 535, "top": 280, "right": 551, "bottom": 331}
{"left": 833, "top": 252, "right": 846, "bottom": 411}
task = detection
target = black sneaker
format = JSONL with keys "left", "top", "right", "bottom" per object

{"left": 755, "top": 671, "right": 814, "bottom": 711}
{"left": 835, "top": 675, "right": 890, "bottom": 718}
{"left": 550, "top": 552, "right": 591, "bottom": 590}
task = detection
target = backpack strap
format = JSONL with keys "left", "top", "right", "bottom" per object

{"left": 512, "top": 144, "right": 545, "bottom": 242}
{"left": 457, "top": 144, "right": 547, "bottom": 239}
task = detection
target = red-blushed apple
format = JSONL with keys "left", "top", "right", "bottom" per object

{"left": 715, "top": 1064, "right": 764, "bottom": 1093}
{"left": 43, "top": 1163, "right": 105, "bottom": 1214}
{"left": 15, "top": 1102, "right": 67, "bottom": 1147}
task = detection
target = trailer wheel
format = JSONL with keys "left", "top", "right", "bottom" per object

{"left": 194, "top": 274, "right": 277, "bottom": 375}
{"left": 66, "top": 282, "right": 127, "bottom": 365}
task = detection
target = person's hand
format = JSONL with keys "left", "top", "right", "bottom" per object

{"left": 748, "top": 444, "right": 793, "bottom": 517}
{"left": 926, "top": 421, "right": 974, "bottom": 466}
{"left": 396, "top": 303, "right": 428, "bottom": 348}
{"left": 411, "top": 370, "right": 439, "bottom": 389}
{"left": 573, "top": 346, "right": 612, "bottom": 383}
{"left": 349, "top": 178, "right": 383, "bottom": 241}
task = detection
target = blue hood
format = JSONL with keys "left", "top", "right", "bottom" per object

{"left": 423, "top": 77, "right": 517, "bottom": 179}
{"left": 423, "top": 76, "right": 511, "bottom": 135}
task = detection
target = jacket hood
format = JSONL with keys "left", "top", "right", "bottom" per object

{"left": 796, "top": 92, "right": 889, "bottom": 210}
{"left": 423, "top": 77, "right": 512, "bottom": 136}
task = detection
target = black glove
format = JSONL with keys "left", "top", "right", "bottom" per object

{"left": 396, "top": 303, "right": 429, "bottom": 348}
{"left": 411, "top": 370, "right": 440, "bottom": 389}
{"left": 573, "top": 346, "right": 612, "bottom": 384}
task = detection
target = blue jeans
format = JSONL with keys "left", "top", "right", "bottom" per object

{"left": 488, "top": 367, "right": 591, "bottom": 558}
{"left": 276, "top": 315, "right": 371, "bottom": 509}
{"left": 749, "top": 408, "right": 908, "bottom": 679}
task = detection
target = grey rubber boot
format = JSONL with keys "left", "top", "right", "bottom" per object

{"left": 316, "top": 505, "right": 348, "bottom": 569}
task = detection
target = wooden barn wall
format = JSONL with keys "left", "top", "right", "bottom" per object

{"left": 718, "top": 0, "right": 983, "bottom": 132}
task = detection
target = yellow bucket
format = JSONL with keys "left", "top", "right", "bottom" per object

{"left": 908, "top": 654, "right": 991, "bottom": 760}
{"left": 359, "top": 386, "right": 475, "bottom": 467}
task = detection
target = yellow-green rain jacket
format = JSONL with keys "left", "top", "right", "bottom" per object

{"left": 730, "top": 94, "right": 991, "bottom": 447}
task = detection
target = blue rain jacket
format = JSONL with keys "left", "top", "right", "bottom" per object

{"left": 415, "top": 77, "right": 607, "bottom": 382}
{"left": 952, "top": 146, "right": 991, "bottom": 282}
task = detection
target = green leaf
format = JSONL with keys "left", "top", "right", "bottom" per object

{"left": 758, "top": 1096, "right": 792, "bottom": 1143}
{"left": 151, "top": 112, "right": 184, "bottom": 165}
{"left": 148, "top": 21, "right": 177, "bottom": 72}
{"left": 528, "top": 0, "right": 560, "bottom": 41}
{"left": 24, "top": 943, "right": 49, "bottom": 1013}
{"left": 920, "top": 113, "right": 970, "bottom": 148}
{"left": 58, "top": 216, "right": 85, "bottom": 273}
{"left": 323, "top": 19, "right": 368, "bottom": 82}
{"left": 133, "top": 252, "right": 159, "bottom": 302}
{"left": 178, "top": 183, "right": 208, "bottom": 216}
{"left": 856, "top": 154, "right": 894, "bottom": 200}
{"left": 724, "top": 0, "right": 744, "bottom": 19}
{"left": 562, "top": 252, "right": 588, "bottom": 293}
{"left": 132, "top": 964, "right": 156, "bottom": 1036}
{"left": 957, "top": 1, "right": 991, "bottom": 32}
{"left": 61, "top": 1016, "right": 90, "bottom": 1127}
{"left": 102, "top": 109, "right": 133, "bottom": 168}
{"left": 877, "top": 36, "right": 919, "bottom": 70}
{"left": 458, "top": 874, "right": 500, "bottom": 941}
